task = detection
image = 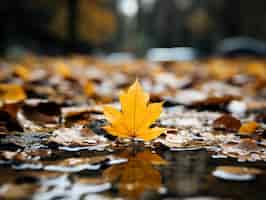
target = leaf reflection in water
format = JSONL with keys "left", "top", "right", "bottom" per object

{"left": 103, "top": 149, "right": 167, "bottom": 199}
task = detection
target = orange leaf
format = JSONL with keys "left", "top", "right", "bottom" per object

{"left": 83, "top": 81, "right": 95, "bottom": 97}
{"left": 0, "top": 84, "right": 26, "bottom": 103}
{"left": 239, "top": 121, "right": 259, "bottom": 135}
{"left": 13, "top": 65, "right": 30, "bottom": 81}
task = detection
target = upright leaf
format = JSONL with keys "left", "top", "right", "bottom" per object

{"left": 103, "top": 80, "right": 165, "bottom": 141}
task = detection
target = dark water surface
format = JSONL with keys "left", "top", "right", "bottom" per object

{"left": 0, "top": 145, "right": 265, "bottom": 200}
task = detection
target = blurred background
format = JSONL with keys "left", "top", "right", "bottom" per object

{"left": 1, "top": 0, "right": 266, "bottom": 58}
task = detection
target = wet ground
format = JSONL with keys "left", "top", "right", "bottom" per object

{"left": 1, "top": 56, "right": 266, "bottom": 200}
{"left": 0, "top": 144, "right": 265, "bottom": 200}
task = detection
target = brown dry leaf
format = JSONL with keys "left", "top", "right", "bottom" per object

{"left": 239, "top": 121, "right": 260, "bottom": 135}
{"left": 213, "top": 114, "right": 241, "bottom": 132}
{"left": 49, "top": 126, "right": 109, "bottom": 147}
{"left": 255, "top": 113, "right": 266, "bottom": 124}
{"left": 0, "top": 103, "right": 21, "bottom": 119}
{"left": 103, "top": 80, "right": 165, "bottom": 141}
{"left": 0, "top": 110, "right": 23, "bottom": 135}
{"left": 62, "top": 105, "right": 103, "bottom": 118}
{"left": 19, "top": 101, "right": 61, "bottom": 129}
{"left": 0, "top": 84, "right": 26, "bottom": 103}
{"left": 24, "top": 84, "right": 56, "bottom": 100}
{"left": 190, "top": 95, "right": 241, "bottom": 111}
{"left": 103, "top": 150, "right": 165, "bottom": 198}
{"left": 62, "top": 105, "right": 104, "bottom": 126}
{"left": 217, "top": 138, "right": 266, "bottom": 161}
{"left": 215, "top": 166, "right": 262, "bottom": 175}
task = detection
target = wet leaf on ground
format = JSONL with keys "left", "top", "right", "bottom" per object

{"left": 215, "top": 138, "right": 266, "bottom": 162}
{"left": 238, "top": 121, "right": 260, "bottom": 135}
{"left": 18, "top": 101, "right": 61, "bottom": 130}
{"left": 0, "top": 84, "right": 26, "bottom": 103}
{"left": 212, "top": 166, "right": 263, "bottom": 181}
{"left": 49, "top": 126, "right": 110, "bottom": 150}
{"left": 190, "top": 95, "right": 242, "bottom": 111}
{"left": 213, "top": 114, "right": 241, "bottom": 132}
{"left": 0, "top": 110, "right": 23, "bottom": 135}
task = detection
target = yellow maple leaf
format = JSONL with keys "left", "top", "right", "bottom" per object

{"left": 103, "top": 80, "right": 165, "bottom": 141}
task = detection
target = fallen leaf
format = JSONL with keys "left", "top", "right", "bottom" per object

{"left": 215, "top": 138, "right": 266, "bottom": 162}
{"left": 0, "top": 103, "right": 21, "bottom": 119}
{"left": 212, "top": 166, "right": 263, "bottom": 181}
{"left": 208, "top": 60, "right": 238, "bottom": 80}
{"left": 0, "top": 84, "right": 26, "bottom": 103}
{"left": 239, "top": 121, "right": 260, "bottom": 135}
{"left": 83, "top": 80, "right": 96, "bottom": 97}
{"left": 213, "top": 114, "right": 241, "bottom": 132}
{"left": 103, "top": 80, "right": 165, "bottom": 141}
{"left": 190, "top": 95, "right": 241, "bottom": 111}
{"left": 0, "top": 110, "right": 23, "bottom": 135}
{"left": 62, "top": 105, "right": 103, "bottom": 118}
{"left": 255, "top": 113, "right": 266, "bottom": 124}
{"left": 55, "top": 61, "right": 72, "bottom": 78}
{"left": 18, "top": 101, "right": 61, "bottom": 130}
{"left": 61, "top": 105, "right": 104, "bottom": 126}
{"left": 49, "top": 126, "right": 109, "bottom": 148}
{"left": 13, "top": 65, "right": 31, "bottom": 81}
{"left": 245, "top": 62, "right": 266, "bottom": 78}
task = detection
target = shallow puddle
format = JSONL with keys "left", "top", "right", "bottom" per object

{"left": 0, "top": 145, "right": 266, "bottom": 200}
